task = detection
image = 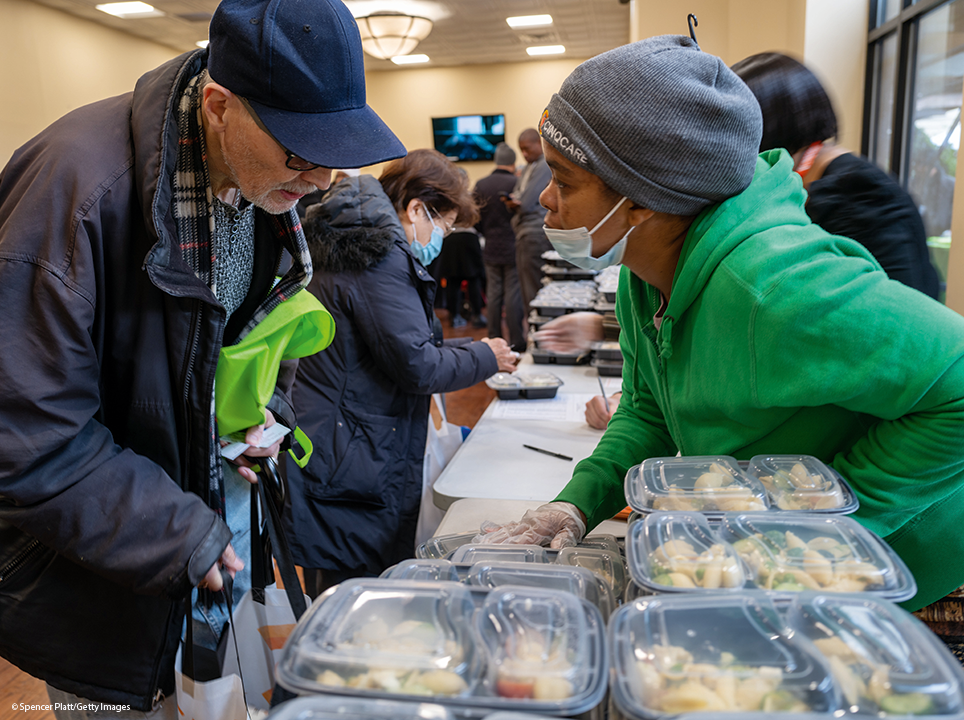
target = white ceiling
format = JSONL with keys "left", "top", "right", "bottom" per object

{"left": 31, "top": 0, "right": 633, "bottom": 70}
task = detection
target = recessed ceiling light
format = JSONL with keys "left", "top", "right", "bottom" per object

{"left": 95, "top": 1, "right": 164, "bottom": 18}
{"left": 526, "top": 45, "right": 565, "bottom": 56}
{"left": 196, "top": 40, "right": 209, "bottom": 49}
{"left": 506, "top": 14, "right": 553, "bottom": 28}
{"left": 391, "top": 54, "right": 430, "bottom": 64}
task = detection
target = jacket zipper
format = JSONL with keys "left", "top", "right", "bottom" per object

{"left": 0, "top": 538, "right": 44, "bottom": 584}
{"left": 180, "top": 304, "right": 203, "bottom": 480}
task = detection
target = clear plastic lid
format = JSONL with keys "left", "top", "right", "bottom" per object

{"left": 577, "top": 533, "right": 621, "bottom": 556}
{"left": 449, "top": 544, "right": 549, "bottom": 564}
{"left": 485, "top": 373, "right": 523, "bottom": 389}
{"left": 788, "top": 593, "right": 964, "bottom": 717}
{"left": 625, "top": 456, "right": 769, "bottom": 516}
{"left": 267, "top": 695, "right": 457, "bottom": 720}
{"left": 466, "top": 560, "right": 615, "bottom": 620}
{"left": 475, "top": 585, "right": 608, "bottom": 713}
{"left": 556, "top": 546, "right": 628, "bottom": 598}
{"left": 747, "top": 455, "right": 848, "bottom": 512}
{"left": 516, "top": 372, "right": 563, "bottom": 388}
{"left": 416, "top": 532, "right": 477, "bottom": 560}
{"left": 609, "top": 593, "right": 838, "bottom": 718}
{"left": 381, "top": 559, "right": 463, "bottom": 583}
{"left": 277, "top": 579, "right": 482, "bottom": 698}
{"left": 719, "top": 513, "right": 916, "bottom": 601}
{"left": 625, "top": 512, "right": 746, "bottom": 593}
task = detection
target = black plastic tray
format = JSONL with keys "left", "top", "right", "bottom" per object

{"left": 531, "top": 348, "right": 591, "bottom": 365}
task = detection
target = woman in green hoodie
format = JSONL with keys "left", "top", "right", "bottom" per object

{"left": 477, "top": 35, "right": 964, "bottom": 612}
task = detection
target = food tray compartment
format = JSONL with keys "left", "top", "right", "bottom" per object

{"left": 746, "top": 455, "right": 856, "bottom": 513}
{"left": 591, "top": 358, "right": 623, "bottom": 376}
{"left": 557, "top": 546, "right": 628, "bottom": 599}
{"left": 589, "top": 341, "right": 623, "bottom": 361}
{"left": 380, "top": 558, "right": 465, "bottom": 583}
{"left": 719, "top": 513, "right": 915, "bottom": 601}
{"left": 485, "top": 372, "right": 564, "bottom": 400}
{"left": 277, "top": 579, "right": 483, "bottom": 698}
{"left": 467, "top": 560, "right": 616, "bottom": 620}
{"left": 417, "top": 532, "right": 478, "bottom": 560}
{"left": 625, "top": 512, "right": 745, "bottom": 593}
{"left": 625, "top": 456, "right": 769, "bottom": 517}
{"left": 475, "top": 586, "right": 608, "bottom": 715}
{"left": 788, "top": 593, "right": 964, "bottom": 717}
{"left": 609, "top": 593, "right": 838, "bottom": 718}
{"left": 530, "top": 348, "right": 590, "bottom": 365}
{"left": 450, "top": 544, "right": 549, "bottom": 565}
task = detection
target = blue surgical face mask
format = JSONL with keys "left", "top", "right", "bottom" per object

{"left": 543, "top": 196, "right": 632, "bottom": 271}
{"left": 409, "top": 203, "right": 445, "bottom": 266}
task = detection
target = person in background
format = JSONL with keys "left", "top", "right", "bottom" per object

{"left": 0, "top": 0, "right": 404, "bottom": 712}
{"left": 435, "top": 224, "right": 487, "bottom": 329}
{"left": 284, "top": 149, "right": 518, "bottom": 597}
{"left": 503, "top": 127, "right": 553, "bottom": 313}
{"left": 475, "top": 142, "right": 526, "bottom": 351}
{"left": 731, "top": 52, "right": 940, "bottom": 299}
{"left": 297, "top": 168, "right": 359, "bottom": 218}
{"left": 477, "top": 35, "right": 964, "bottom": 615}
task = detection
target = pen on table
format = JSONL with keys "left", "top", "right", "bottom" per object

{"left": 523, "top": 444, "right": 573, "bottom": 462}
{"left": 597, "top": 376, "right": 611, "bottom": 413}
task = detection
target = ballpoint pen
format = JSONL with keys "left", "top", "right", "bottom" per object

{"left": 598, "top": 376, "right": 611, "bottom": 413}
{"left": 523, "top": 444, "right": 573, "bottom": 462}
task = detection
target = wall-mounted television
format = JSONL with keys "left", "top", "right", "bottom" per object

{"left": 432, "top": 114, "right": 506, "bottom": 162}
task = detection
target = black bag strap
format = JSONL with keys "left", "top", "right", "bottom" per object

{"left": 253, "top": 457, "right": 308, "bottom": 619}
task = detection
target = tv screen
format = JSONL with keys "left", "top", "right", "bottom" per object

{"left": 432, "top": 114, "right": 506, "bottom": 162}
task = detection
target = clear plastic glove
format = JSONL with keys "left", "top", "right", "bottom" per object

{"left": 473, "top": 502, "right": 587, "bottom": 549}
{"left": 532, "top": 312, "right": 604, "bottom": 353}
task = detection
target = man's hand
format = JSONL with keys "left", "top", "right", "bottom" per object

{"left": 501, "top": 194, "right": 521, "bottom": 211}
{"left": 585, "top": 392, "right": 621, "bottom": 430}
{"left": 532, "top": 312, "right": 604, "bottom": 353}
{"left": 231, "top": 409, "right": 281, "bottom": 484}
{"left": 199, "top": 543, "right": 244, "bottom": 591}
{"left": 481, "top": 337, "right": 521, "bottom": 372}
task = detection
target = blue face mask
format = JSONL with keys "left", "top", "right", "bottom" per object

{"left": 543, "top": 196, "right": 632, "bottom": 271}
{"left": 409, "top": 204, "right": 445, "bottom": 266}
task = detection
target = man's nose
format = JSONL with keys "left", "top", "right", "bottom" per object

{"left": 304, "top": 166, "right": 333, "bottom": 190}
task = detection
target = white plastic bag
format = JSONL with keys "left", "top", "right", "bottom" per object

{"left": 174, "top": 644, "right": 247, "bottom": 720}
{"left": 415, "top": 395, "right": 465, "bottom": 547}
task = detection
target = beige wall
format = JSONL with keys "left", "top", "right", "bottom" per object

{"left": 0, "top": 0, "right": 179, "bottom": 165}
{"left": 361, "top": 58, "right": 585, "bottom": 186}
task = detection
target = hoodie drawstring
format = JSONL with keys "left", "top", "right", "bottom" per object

{"left": 659, "top": 316, "right": 675, "bottom": 360}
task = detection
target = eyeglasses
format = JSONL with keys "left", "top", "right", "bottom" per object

{"left": 427, "top": 206, "right": 456, "bottom": 235}
{"left": 237, "top": 96, "right": 323, "bottom": 172}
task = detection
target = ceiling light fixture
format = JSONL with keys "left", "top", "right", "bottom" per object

{"left": 356, "top": 11, "right": 433, "bottom": 60}
{"left": 526, "top": 45, "right": 566, "bottom": 56}
{"left": 391, "top": 54, "right": 430, "bottom": 65}
{"left": 95, "top": 1, "right": 163, "bottom": 18}
{"left": 506, "top": 14, "right": 553, "bottom": 28}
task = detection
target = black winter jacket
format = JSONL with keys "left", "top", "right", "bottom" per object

{"left": 283, "top": 176, "right": 498, "bottom": 576}
{"left": 0, "top": 51, "right": 302, "bottom": 708}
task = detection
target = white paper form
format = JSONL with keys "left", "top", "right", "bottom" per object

{"left": 489, "top": 393, "right": 598, "bottom": 422}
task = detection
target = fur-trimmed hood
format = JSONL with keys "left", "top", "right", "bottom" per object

{"left": 302, "top": 175, "right": 409, "bottom": 273}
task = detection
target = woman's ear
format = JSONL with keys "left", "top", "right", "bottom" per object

{"left": 627, "top": 203, "right": 656, "bottom": 228}
{"left": 404, "top": 198, "right": 423, "bottom": 225}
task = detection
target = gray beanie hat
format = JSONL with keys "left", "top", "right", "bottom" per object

{"left": 493, "top": 142, "right": 517, "bottom": 166}
{"left": 539, "top": 35, "right": 763, "bottom": 215}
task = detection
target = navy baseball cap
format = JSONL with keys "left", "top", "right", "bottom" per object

{"left": 207, "top": 0, "right": 406, "bottom": 169}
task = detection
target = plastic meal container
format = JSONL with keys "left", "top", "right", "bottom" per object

{"left": 591, "top": 357, "right": 623, "bottom": 376}
{"left": 266, "top": 695, "right": 463, "bottom": 720}
{"left": 626, "top": 456, "right": 859, "bottom": 518}
{"left": 485, "top": 372, "right": 564, "bottom": 400}
{"left": 417, "top": 532, "right": 478, "bottom": 559}
{"left": 589, "top": 340, "right": 624, "bottom": 361}
{"left": 610, "top": 591, "right": 964, "bottom": 719}
{"left": 276, "top": 579, "right": 609, "bottom": 719}
{"left": 625, "top": 511, "right": 915, "bottom": 602}
{"left": 746, "top": 455, "right": 855, "bottom": 513}
{"left": 625, "top": 456, "right": 770, "bottom": 517}
{"left": 530, "top": 348, "right": 590, "bottom": 365}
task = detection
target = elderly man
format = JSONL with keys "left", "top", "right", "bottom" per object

{"left": 0, "top": 0, "right": 403, "bottom": 713}
{"left": 480, "top": 36, "right": 964, "bottom": 615}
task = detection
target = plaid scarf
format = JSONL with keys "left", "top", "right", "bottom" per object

{"left": 171, "top": 73, "right": 314, "bottom": 517}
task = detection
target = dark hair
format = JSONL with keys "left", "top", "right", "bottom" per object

{"left": 730, "top": 52, "right": 837, "bottom": 154}
{"left": 379, "top": 149, "right": 480, "bottom": 226}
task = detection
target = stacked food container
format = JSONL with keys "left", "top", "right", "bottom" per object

{"left": 271, "top": 454, "right": 964, "bottom": 720}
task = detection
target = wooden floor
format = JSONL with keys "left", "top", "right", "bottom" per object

{"left": 0, "top": 308, "right": 498, "bottom": 716}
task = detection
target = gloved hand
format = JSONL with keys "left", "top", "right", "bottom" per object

{"left": 473, "top": 502, "right": 587, "bottom": 549}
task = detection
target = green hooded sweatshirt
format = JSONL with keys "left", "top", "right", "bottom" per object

{"left": 555, "top": 150, "right": 964, "bottom": 611}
